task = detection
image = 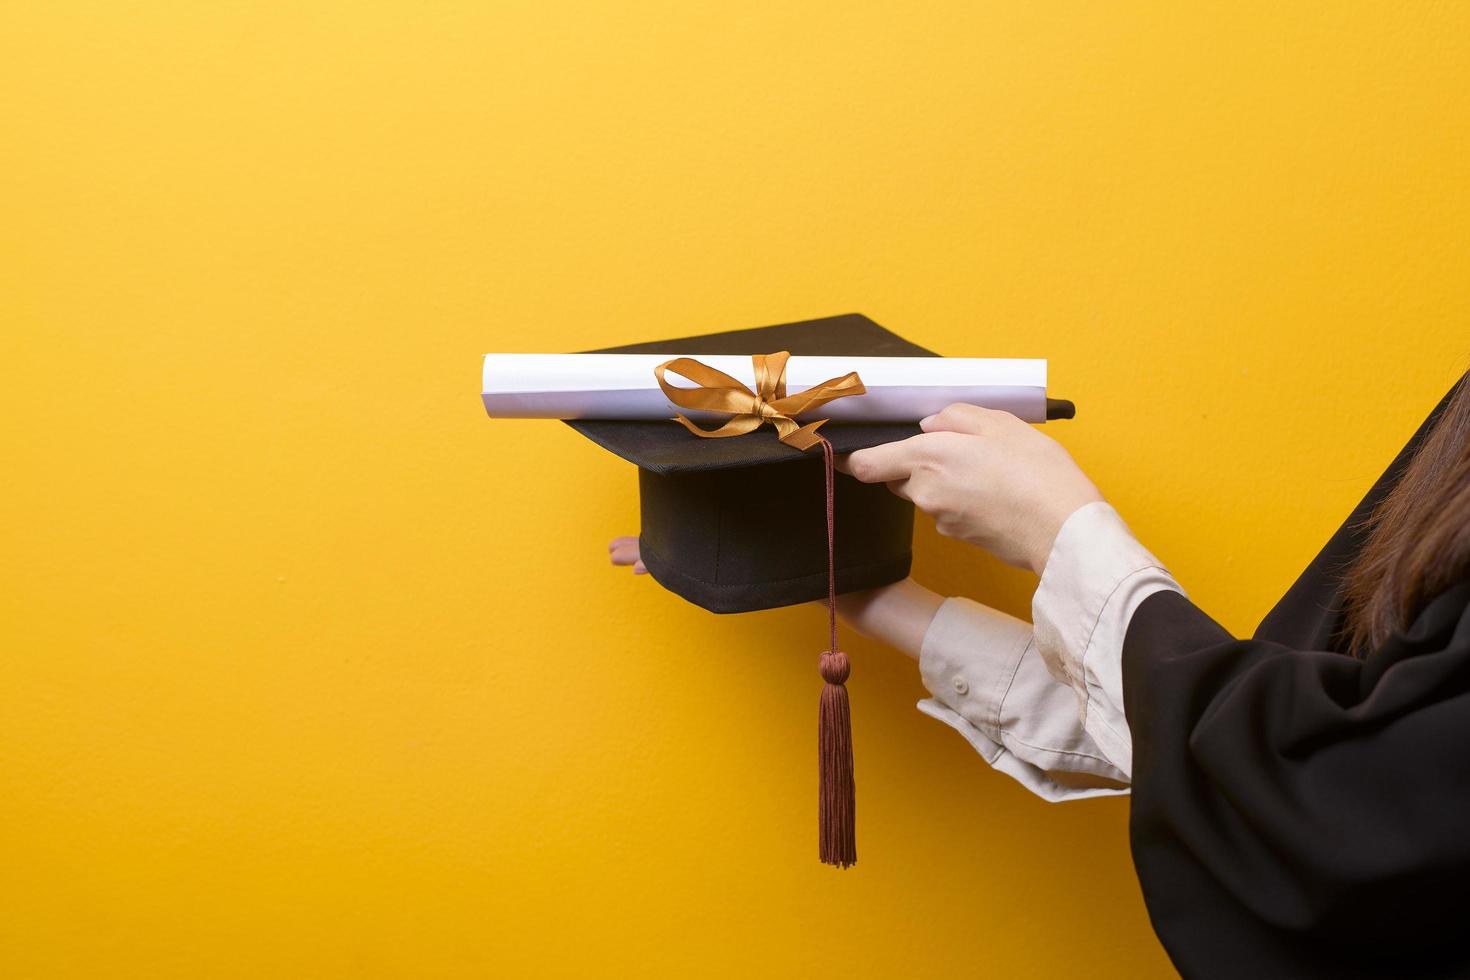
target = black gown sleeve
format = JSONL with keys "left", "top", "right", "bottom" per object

{"left": 1121, "top": 386, "right": 1470, "bottom": 979}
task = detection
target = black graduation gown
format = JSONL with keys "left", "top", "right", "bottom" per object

{"left": 1122, "top": 385, "right": 1470, "bottom": 979}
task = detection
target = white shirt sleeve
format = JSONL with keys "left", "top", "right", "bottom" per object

{"left": 915, "top": 501, "right": 1182, "bottom": 801}
{"left": 1030, "top": 501, "right": 1182, "bottom": 775}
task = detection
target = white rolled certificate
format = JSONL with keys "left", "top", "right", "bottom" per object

{"left": 481, "top": 353, "right": 1049, "bottom": 423}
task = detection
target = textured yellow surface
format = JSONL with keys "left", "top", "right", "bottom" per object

{"left": 4, "top": 3, "right": 1468, "bottom": 977}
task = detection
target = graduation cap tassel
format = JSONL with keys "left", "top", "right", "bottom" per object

{"left": 817, "top": 435, "right": 857, "bottom": 869}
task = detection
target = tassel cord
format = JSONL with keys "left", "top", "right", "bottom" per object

{"left": 821, "top": 436, "right": 838, "bottom": 652}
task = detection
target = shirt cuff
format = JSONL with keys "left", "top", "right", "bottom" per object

{"left": 916, "top": 596, "right": 1130, "bottom": 801}
{"left": 1031, "top": 501, "right": 1181, "bottom": 768}
{"left": 918, "top": 596, "right": 1034, "bottom": 738}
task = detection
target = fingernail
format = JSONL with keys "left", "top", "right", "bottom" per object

{"left": 919, "top": 415, "right": 936, "bottom": 428}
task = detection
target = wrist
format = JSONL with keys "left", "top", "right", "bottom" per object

{"left": 833, "top": 578, "right": 943, "bottom": 659}
{"left": 832, "top": 582, "right": 905, "bottom": 638}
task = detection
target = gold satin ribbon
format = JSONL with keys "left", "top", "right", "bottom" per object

{"left": 653, "top": 351, "right": 866, "bottom": 451}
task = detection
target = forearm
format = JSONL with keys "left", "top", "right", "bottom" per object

{"left": 832, "top": 577, "right": 944, "bottom": 660}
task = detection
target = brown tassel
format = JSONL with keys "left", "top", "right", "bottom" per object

{"left": 819, "top": 649, "right": 856, "bottom": 867}
{"left": 816, "top": 436, "right": 856, "bottom": 868}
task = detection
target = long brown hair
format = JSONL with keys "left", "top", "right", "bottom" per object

{"left": 1341, "top": 369, "right": 1470, "bottom": 657}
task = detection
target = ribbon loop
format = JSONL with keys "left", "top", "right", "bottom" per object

{"left": 653, "top": 351, "right": 865, "bottom": 452}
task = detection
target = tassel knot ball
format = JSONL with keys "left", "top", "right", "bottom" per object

{"left": 819, "top": 650, "right": 850, "bottom": 685}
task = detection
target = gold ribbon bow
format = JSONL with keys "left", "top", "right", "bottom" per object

{"left": 653, "top": 351, "right": 866, "bottom": 451}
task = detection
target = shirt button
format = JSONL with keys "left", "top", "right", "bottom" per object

{"left": 952, "top": 676, "right": 969, "bottom": 696}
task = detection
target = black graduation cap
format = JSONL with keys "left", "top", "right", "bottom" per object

{"left": 568, "top": 312, "right": 1073, "bottom": 614}
{"left": 565, "top": 312, "right": 1073, "bottom": 868}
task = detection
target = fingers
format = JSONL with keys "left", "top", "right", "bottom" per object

{"left": 920, "top": 403, "right": 1012, "bottom": 436}
{"left": 840, "top": 434, "right": 928, "bottom": 484}
{"left": 608, "top": 535, "right": 648, "bottom": 574}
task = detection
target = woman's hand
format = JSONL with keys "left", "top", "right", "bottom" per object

{"left": 608, "top": 535, "right": 647, "bottom": 575}
{"left": 837, "top": 404, "right": 1104, "bottom": 575}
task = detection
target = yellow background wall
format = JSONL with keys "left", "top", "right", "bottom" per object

{"left": 5, "top": 3, "right": 1468, "bottom": 977}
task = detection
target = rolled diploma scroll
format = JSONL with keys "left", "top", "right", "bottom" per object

{"left": 482, "top": 353, "right": 1048, "bottom": 423}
